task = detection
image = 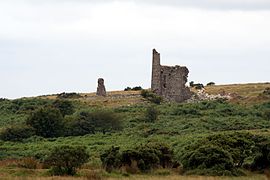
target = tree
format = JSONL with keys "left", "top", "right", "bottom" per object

{"left": 26, "top": 107, "right": 64, "bottom": 138}
{"left": 45, "top": 145, "right": 89, "bottom": 175}
{"left": 52, "top": 99, "right": 75, "bottom": 116}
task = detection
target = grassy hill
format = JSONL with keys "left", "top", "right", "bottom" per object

{"left": 0, "top": 82, "right": 269, "bottom": 179}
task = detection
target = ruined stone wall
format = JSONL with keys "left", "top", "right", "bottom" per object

{"left": 151, "top": 49, "right": 191, "bottom": 102}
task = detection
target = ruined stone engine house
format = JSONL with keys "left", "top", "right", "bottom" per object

{"left": 151, "top": 49, "right": 191, "bottom": 102}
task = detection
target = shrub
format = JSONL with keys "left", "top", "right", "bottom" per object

{"left": 145, "top": 106, "right": 159, "bottom": 123}
{"left": 194, "top": 84, "right": 204, "bottom": 90}
{"left": 101, "top": 143, "right": 174, "bottom": 173}
{"left": 132, "top": 86, "right": 143, "bottom": 91}
{"left": 57, "top": 92, "right": 81, "bottom": 99}
{"left": 180, "top": 132, "right": 255, "bottom": 176}
{"left": 18, "top": 157, "right": 40, "bottom": 169}
{"left": 141, "top": 90, "right": 163, "bottom": 104}
{"left": 65, "top": 110, "right": 122, "bottom": 136}
{"left": 251, "top": 140, "right": 270, "bottom": 171}
{"left": 44, "top": 145, "right": 89, "bottom": 175}
{"left": 0, "top": 126, "right": 35, "bottom": 142}
{"left": 26, "top": 107, "right": 64, "bottom": 138}
{"left": 124, "top": 87, "right": 132, "bottom": 91}
{"left": 52, "top": 99, "right": 75, "bottom": 116}
{"left": 100, "top": 146, "right": 122, "bottom": 172}
{"left": 182, "top": 145, "right": 234, "bottom": 176}
{"left": 125, "top": 86, "right": 143, "bottom": 91}
{"left": 207, "top": 82, "right": 215, "bottom": 86}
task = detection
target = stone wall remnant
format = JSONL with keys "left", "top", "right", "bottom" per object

{"left": 151, "top": 49, "right": 191, "bottom": 102}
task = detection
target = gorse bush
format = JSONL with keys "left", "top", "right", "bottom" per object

{"left": 101, "top": 142, "right": 174, "bottom": 173}
{"left": 52, "top": 99, "right": 75, "bottom": 116}
{"left": 182, "top": 145, "right": 234, "bottom": 176}
{"left": 100, "top": 146, "right": 122, "bottom": 172}
{"left": 26, "top": 107, "right": 64, "bottom": 138}
{"left": 180, "top": 132, "right": 255, "bottom": 176}
{"left": 44, "top": 145, "right": 89, "bottom": 175}
{"left": 0, "top": 125, "right": 35, "bottom": 142}
{"left": 65, "top": 109, "right": 122, "bottom": 136}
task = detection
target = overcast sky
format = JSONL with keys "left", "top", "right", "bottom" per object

{"left": 0, "top": 0, "right": 270, "bottom": 99}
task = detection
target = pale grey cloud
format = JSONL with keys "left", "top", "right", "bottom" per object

{"left": 0, "top": 0, "right": 269, "bottom": 98}
{"left": 20, "top": 0, "right": 270, "bottom": 10}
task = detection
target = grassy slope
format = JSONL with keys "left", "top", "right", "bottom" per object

{"left": 0, "top": 83, "right": 269, "bottom": 179}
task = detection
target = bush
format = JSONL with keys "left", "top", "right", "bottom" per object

{"left": 44, "top": 145, "right": 89, "bottom": 175}
{"left": 101, "top": 143, "right": 174, "bottom": 173}
{"left": 132, "top": 86, "right": 143, "bottom": 91}
{"left": 100, "top": 146, "right": 122, "bottom": 172}
{"left": 52, "top": 99, "right": 75, "bottom": 116}
{"left": 207, "top": 82, "right": 215, "bottom": 86}
{"left": 57, "top": 92, "right": 81, "bottom": 99}
{"left": 141, "top": 90, "right": 162, "bottom": 104}
{"left": 251, "top": 140, "right": 270, "bottom": 171}
{"left": 18, "top": 157, "right": 40, "bottom": 169}
{"left": 65, "top": 110, "right": 122, "bottom": 136}
{"left": 180, "top": 132, "right": 255, "bottom": 176}
{"left": 124, "top": 87, "right": 132, "bottom": 91}
{"left": 0, "top": 126, "right": 35, "bottom": 142}
{"left": 145, "top": 106, "right": 159, "bottom": 123}
{"left": 125, "top": 86, "right": 143, "bottom": 91}
{"left": 26, "top": 107, "right": 64, "bottom": 138}
{"left": 182, "top": 145, "right": 234, "bottom": 176}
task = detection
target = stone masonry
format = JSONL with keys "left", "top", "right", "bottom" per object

{"left": 151, "top": 49, "right": 191, "bottom": 102}
{"left": 96, "top": 78, "right": 106, "bottom": 96}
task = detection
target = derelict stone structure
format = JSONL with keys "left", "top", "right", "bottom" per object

{"left": 96, "top": 78, "right": 106, "bottom": 96}
{"left": 151, "top": 49, "right": 191, "bottom": 102}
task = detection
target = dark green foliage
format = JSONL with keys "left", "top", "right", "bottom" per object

{"left": 101, "top": 143, "right": 174, "bottom": 173}
{"left": 57, "top": 92, "right": 81, "bottom": 99}
{"left": 207, "top": 82, "right": 215, "bottom": 86}
{"left": 251, "top": 138, "right": 270, "bottom": 171}
{"left": 145, "top": 106, "right": 159, "bottom": 122}
{"left": 263, "top": 109, "right": 270, "bottom": 120}
{"left": 124, "top": 87, "right": 132, "bottom": 91}
{"left": 182, "top": 145, "right": 234, "bottom": 175}
{"left": 26, "top": 107, "right": 64, "bottom": 138}
{"left": 100, "top": 146, "right": 122, "bottom": 172}
{"left": 180, "top": 132, "right": 255, "bottom": 176}
{"left": 172, "top": 106, "right": 201, "bottom": 117}
{"left": 141, "top": 90, "right": 162, "bottom": 104}
{"left": 0, "top": 125, "right": 35, "bottom": 142}
{"left": 125, "top": 86, "right": 143, "bottom": 91}
{"left": 190, "top": 82, "right": 204, "bottom": 89}
{"left": 0, "top": 98, "right": 51, "bottom": 114}
{"left": 52, "top": 99, "right": 75, "bottom": 116}
{"left": 132, "top": 86, "right": 143, "bottom": 91}
{"left": 65, "top": 110, "right": 122, "bottom": 136}
{"left": 44, "top": 145, "right": 89, "bottom": 175}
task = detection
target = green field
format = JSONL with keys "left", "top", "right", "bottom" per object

{"left": 0, "top": 83, "right": 269, "bottom": 179}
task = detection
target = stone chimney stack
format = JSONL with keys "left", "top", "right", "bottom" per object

{"left": 96, "top": 78, "right": 106, "bottom": 96}
{"left": 151, "top": 49, "right": 161, "bottom": 95}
